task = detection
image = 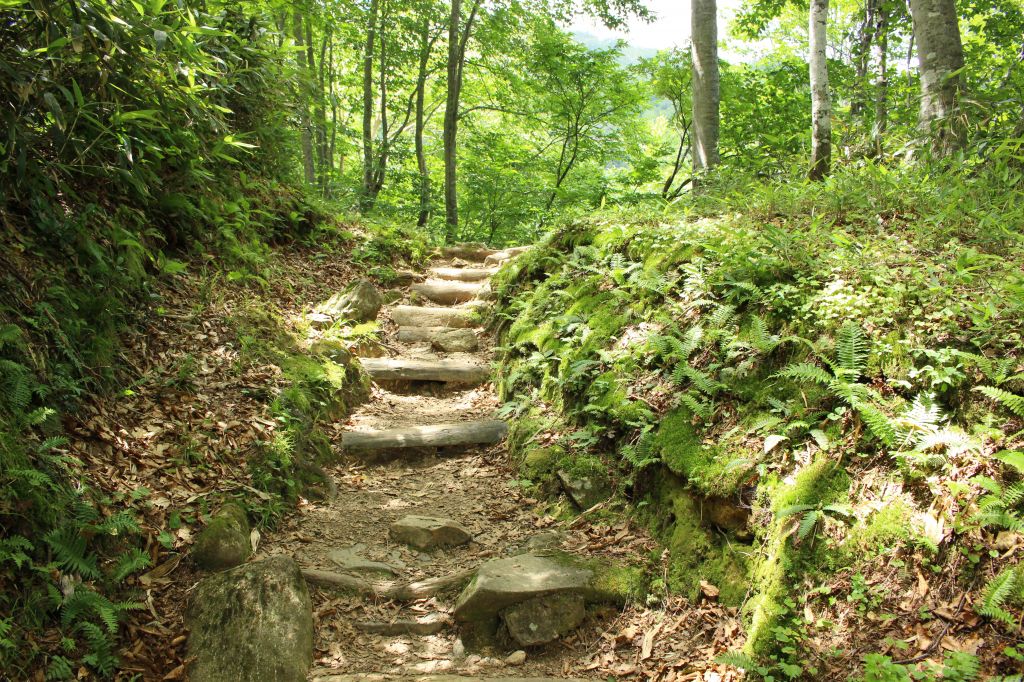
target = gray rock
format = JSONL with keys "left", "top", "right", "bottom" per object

{"left": 317, "top": 280, "right": 383, "bottom": 323}
{"left": 186, "top": 556, "right": 313, "bottom": 682}
{"left": 431, "top": 328, "right": 479, "bottom": 353}
{"left": 192, "top": 503, "right": 250, "bottom": 572}
{"left": 501, "top": 592, "right": 586, "bottom": 646}
{"left": 390, "top": 515, "right": 472, "bottom": 550}
{"left": 522, "top": 531, "right": 565, "bottom": 554}
{"left": 557, "top": 469, "right": 611, "bottom": 510}
{"left": 329, "top": 546, "right": 399, "bottom": 578}
{"left": 505, "top": 650, "right": 527, "bottom": 666}
{"left": 453, "top": 554, "right": 593, "bottom": 626}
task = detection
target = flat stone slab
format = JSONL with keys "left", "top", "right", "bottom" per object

{"left": 391, "top": 515, "right": 472, "bottom": 550}
{"left": 314, "top": 676, "right": 581, "bottom": 681}
{"left": 359, "top": 357, "right": 489, "bottom": 385}
{"left": 502, "top": 592, "right": 586, "bottom": 646}
{"left": 453, "top": 554, "right": 593, "bottom": 625}
{"left": 428, "top": 266, "right": 497, "bottom": 282}
{"left": 391, "top": 305, "right": 476, "bottom": 329}
{"left": 328, "top": 545, "right": 399, "bottom": 578}
{"left": 412, "top": 280, "right": 491, "bottom": 305}
{"left": 397, "top": 327, "right": 479, "bottom": 352}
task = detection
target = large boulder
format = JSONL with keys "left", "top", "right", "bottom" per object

{"left": 317, "top": 280, "right": 383, "bottom": 323}
{"left": 186, "top": 556, "right": 313, "bottom": 682}
{"left": 390, "top": 515, "right": 472, "bottom": 550}
{"left": 191, "top": 503, "right": 251, "bottom": 571}
{"left": 453, "top": 554, "right": 592, "bottom": 637}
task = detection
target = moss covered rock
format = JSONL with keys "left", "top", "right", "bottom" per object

{"left": 317, "top": 279, "right": 383, "bottom": 323}
{"left": 186, "top": 556, "right": 313, "bottom": 682}
{"left": 191, "top": 503, "right": 250, "bottom": 572}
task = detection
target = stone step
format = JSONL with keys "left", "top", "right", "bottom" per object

{"left": 359, "top": 357, "right": 489, "bottom": 385}
{"left": 341, "top": 420, "right": 508, "bottom": 455}
{"left": 428, "top": 266, "right": 497, "bottom": 282}
{"left": 439, "top": 244, "right": 499, "bottom": 262}
{"left": 396, "top": 327, "right": 479, "bottom": 352}
{"left": 484, "top": 245, "right": 531, "bottom": 266}
{"left": 391, "top": 305, "right": 477, "bottom": 329}
{"left": 412, "top": 279, "right": 491, "bottom": 305}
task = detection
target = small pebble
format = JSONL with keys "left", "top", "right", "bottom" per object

{"left": 505, "top": 650, "right": 527, "bottom": 666}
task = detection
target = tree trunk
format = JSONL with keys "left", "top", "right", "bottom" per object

{"left": 908, "top": 0, "right": 965, "bottom": 152}
{"left": 443, "top": 0, "right": 480, "bottom": 240}
{"left": 691, "top": 0, "right": 720, "bottom": 173}
{"left": 294, "top": 9, "right": 315, "bottom": 185}
{"left": 326, "top": 32, "right": 337, "bottom": 197}
{"left": 360, "top": 0, "right": 380, "bottom": 210}
{"left": 871, "top": 6, "right": 890, "bottom": 153}
{"left": 809, "top": 0, "right": 831, "bottom": 180}
{"left": 851, "top": 0, "right": 876, "bottom": 118}
{"left": 314, "top": 24, "right": 330, "bottom": 195}
{"left": 415, "top": 17, "right": 432, "bottom": 228}
{"left": 443, "top": 0, "right": 463, "bottom": 239}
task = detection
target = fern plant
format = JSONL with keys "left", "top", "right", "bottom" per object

{"left": 775, "top": 322, "right": 899, "bottom": 448}
{"left": 777, "top": 502, "right": 853, "bottom": 545}
{"left": 970, "top": 450, "right": 1024, "bottom": 628}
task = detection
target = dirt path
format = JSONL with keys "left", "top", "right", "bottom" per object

{"left": 255, "top": 253, "right": 743, "bottom": 681}
{"left": 253, "top": 254, "right": 581, "bottom": 679}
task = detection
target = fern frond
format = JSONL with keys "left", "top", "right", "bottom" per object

{"left": 678, "top": 364, "right": 725, "bottom": 396}
{"left": 852, "top": 401, "right": 898, "bottom": 448}
{"left": 44, "top": 528, "right": 100, "bottom": 579}
{"left": 777, "top": 504, "right": 814, "bottom": 518}
{"left": 976, "top": 567, "right": 1019, "bottom": 626}
{"left": 975, "top": 386, "right": 1024, "bottom": 418}
{"left": 111, "top": 548, "right": 152, "bottom": 583}
{"left": 715, "top": 650, "right": 760, "bottom": 671}
{"left": 679, "top": 392, "right": 713, "bottom": 420}
{"left": 797, "top": 510, "right": 820, "bottom": 540}
{"left": 775, "top": 363, "right": 833, "bottom": 386}
{"left": 996, "top": 450, "right": 1024, "bottom": 475}
{"left": 835, "top": 322, "right": 870, "bottom": 377}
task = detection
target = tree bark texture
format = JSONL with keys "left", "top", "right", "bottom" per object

{"left": 809, "top": 0, "right": 832, "bottom": 180}
{"left": 908, "top": 0, "right": 965, "bottom": 152}
{"left": 691, "top": 0, "right": 720, "bottom": 173}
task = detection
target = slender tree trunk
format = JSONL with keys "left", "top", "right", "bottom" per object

{"left": 871, "top": 6, "right": 890, "bottom": 153}
{"left": 908, "top": 0, "right": 965, "bottom": 152}
{"left": 851, "top": 0, "right": 876, "bottom": 118}
{"left": 313, "top": 24, "right": 330, "bottom": 195}
{"left": 374, "top": 0, "right": 390, "bottom": 196}
{"left": 809, "top": 0, "right": 831, "bottom": 180}
{"left": 662, "top": 122, "right": 691, "bottom": 198}
{"left": 443, "top": 0, "right": 463, "bottom": 239}
{"left": 360, "top": 0, "right": 379, "bottom": 210}
{"left": 326, "top": 32, "right": 337, "bottom": 198}
{"left": 443, "top": 0, "right": 480, "bottom": 240}
{"left": 294, "top": 10, "right": 315, "bottom": 185}
{"left": 415, "top": 17, "right": 432, "bottom": 228}
{"left": 691, "top": 0, "right": 720, "bottom": 173}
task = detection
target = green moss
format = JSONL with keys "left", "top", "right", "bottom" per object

{"left": 654, "top": 408, "right": 749, "bottom": 497}
{"left": 843, "top": 498, "right": 912, "bottom": 558}
{"left": 643, "top": 474, "right": 749, "bottom": 606}
{"left": 523, "top": 445, "right": 562, "bottom": 477}
{"left": 744, "top": 458, "right": 851, "bottom": 657}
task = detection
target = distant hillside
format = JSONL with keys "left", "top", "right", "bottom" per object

{"left": 571, "top": 30, "right": 660, "bottom": 65}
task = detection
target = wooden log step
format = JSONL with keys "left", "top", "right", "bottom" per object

{"left": 391, "top": 305, "right": 476, "bottom": 328}
{"left": 341, "top": 420, "right": 508, "bottom": 453}
{"left": 359, "top": 358, "right": 489, "bottom": 384}
{"left": 428, "top": 266, "right": 497, "bottom": 282}
{"left": 412, "top": 279, "right": 491, "bottom": 305}
{"left": 439, "top": 243, "right": 498, "bottom": 262}
{"left": 396, "top": 327, "right": 479, "bottom": 352}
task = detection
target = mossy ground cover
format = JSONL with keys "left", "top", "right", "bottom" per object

{"left": 492, "top": 164, "right": 1024, "bottom": 678}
